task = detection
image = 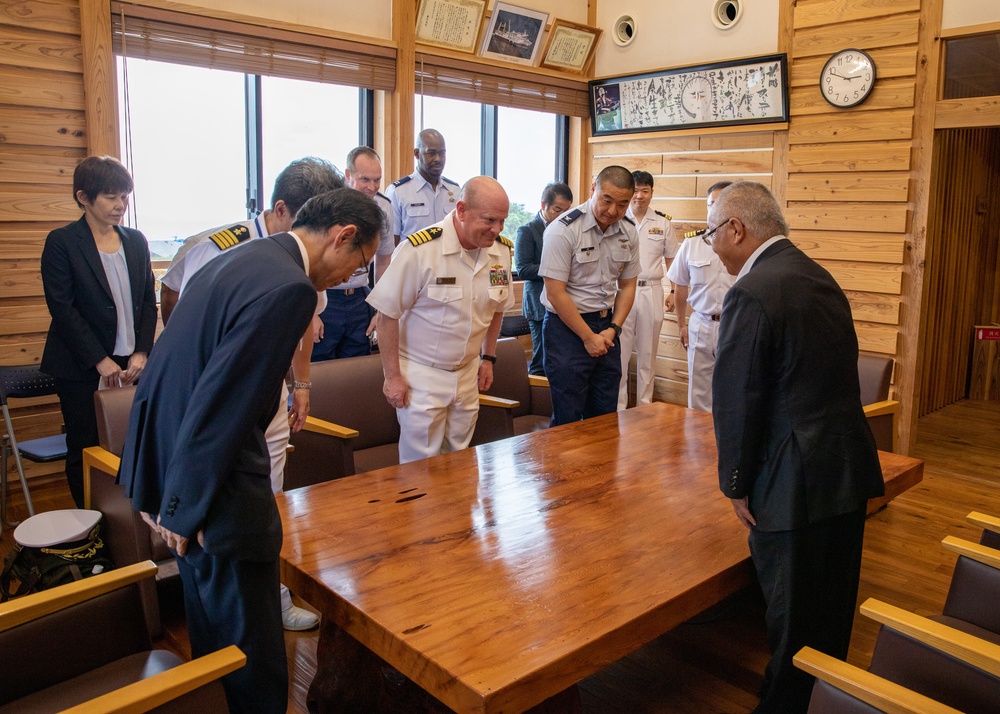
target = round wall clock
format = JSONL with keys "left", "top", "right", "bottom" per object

{"left": 820, "top": 49, "right": 876, "bottom": 108}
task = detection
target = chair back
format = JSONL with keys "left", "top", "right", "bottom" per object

{"left": 857, "top": 353, "right": 892, "bottom": 405}
{"left": 499, "top": 314, "right": 531, "bottom": 337}
{"left": 309, "top": 355, "right": 399, "bottom": 450}
{"left": 942, "top": 555, "right": 1000, "bottom": 635}
{"left": 0, "top": 365, "right": 58, "bottom": 406}
{"left": 484, "top": 338, "right": 532, "bottom": 419}
{"left": 94, "top": 386, "right": 137, "bottom": 456}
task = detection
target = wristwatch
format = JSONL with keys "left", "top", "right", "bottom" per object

{"left": 609, "top": 323, "right": 623, "bottom": 339}
{"left": 480, "top": 353, "right": 497, "bottom": 363}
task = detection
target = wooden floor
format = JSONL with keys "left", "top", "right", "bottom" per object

{"left": 3, "top": 399, "right": 998, "bottom": 713}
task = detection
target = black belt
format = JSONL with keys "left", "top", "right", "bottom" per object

{"left": 696, "top": 312, "right": 721, "bottom": 322}
{"left": 581, "top": 309, "right": 610, "bottom": 319}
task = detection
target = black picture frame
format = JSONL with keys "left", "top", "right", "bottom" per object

{"left": 590, "top": 53, "right": 789, "bottom": 137}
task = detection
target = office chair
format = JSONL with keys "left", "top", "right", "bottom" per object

{"left": 1, "top": 365, "right": 67, "bottom": 527}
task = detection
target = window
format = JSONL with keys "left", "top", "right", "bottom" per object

{"left": 118, "top": 58, "right": 364, "bottom": 259}
{"left": 414, "top": 97, "right": 565, "bottom": 240}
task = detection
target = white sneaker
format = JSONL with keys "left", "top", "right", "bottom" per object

{"left": 281, "top": 604, "right": 319, "bottom": 631}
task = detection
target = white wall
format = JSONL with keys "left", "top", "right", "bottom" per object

{"left": 942, "top": 0, "right": 1000, "bottom": 29}
{"left": 595, "top": 0, "right": 779, "bottom": 77}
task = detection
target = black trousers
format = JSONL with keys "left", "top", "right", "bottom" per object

{"left": 54, "top": 356, "right": 128, "bottom": 508}
{"left": 748, "top": 507, "right": 868, "bottom": 714}
{"left": 177, "top": 543, "right": 288, "bottom": 713}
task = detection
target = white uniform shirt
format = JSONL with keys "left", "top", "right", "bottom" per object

{"left": 161, "top": 214, "right": 267, "bottom": 292}
{"left": 628, "top": 208, "right": 678, "bottom": 281}
{"left": 385, "top": 171, "right": 459, "bottom": 240}
{"left": 366, "top": 213, "right": 514, "bottom": 369}
{"left": 666, "top": 234, "right": 735, "bottom": 317}
{"left": 538, "top": 200, "right": 641, "bottom": 313}
{"left": 334, "top": 191, "right": 396, "bottom": 291}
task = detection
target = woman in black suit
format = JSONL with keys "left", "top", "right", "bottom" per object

{"left": 40, "top": 156, "right": 157, "bottom": 507}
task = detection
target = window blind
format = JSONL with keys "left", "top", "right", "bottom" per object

{"left": 415, "top": 52, "right": 589, "bottom": 117}
{"left": 110, "top": 2, "right": 396, "bottom": 92}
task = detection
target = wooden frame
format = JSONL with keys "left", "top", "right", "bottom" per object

{"left": 479, "top": 2, "right": 548, "bottom": 67}
{"left": 589, "top": 53, "right": 789, "bottom": 137}
{"left": 415, "top": 0, "right": 486, "bottom": 54}
{"left": 540, "top": 18, "right": 601, "bottom": 74}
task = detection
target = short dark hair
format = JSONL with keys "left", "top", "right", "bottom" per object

{"left": 707, "top": 180, "right": 733, "bottom": 197}
{"left": 346, "top": 146, "right": 381, "bottom": 173}
{"left": 291, "top": 188, "right": 385, "bottom": 249}
{"left": 73, "top": 156, "right": 133, "bottom": 208}
{"left": 271, "top": 157, "right": 344, "bottom": 217}
{"left": 541, "top": 182, "right": 573, "bottom": 206}
{"left": 596, "top": 165, "right": 635, "bottom": 193}
{"left": 631, "top": 171, "right": 654, "bottom": 189}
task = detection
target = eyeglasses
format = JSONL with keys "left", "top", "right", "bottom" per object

{"left": 357, "top": 244, "right": 371, "bottom": 275}
{"left": 702, "top": 217, "right": 732, "bottom": 246}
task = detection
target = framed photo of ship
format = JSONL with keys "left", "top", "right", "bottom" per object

{"left": 479, "top": 3, "right": 549, "bottom": 66}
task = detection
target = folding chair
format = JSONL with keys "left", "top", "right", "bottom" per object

{"left": 1, "top": 365, "right": 67, "bottom": 527}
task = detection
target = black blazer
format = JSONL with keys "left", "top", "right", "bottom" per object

{"left": 118, "top": 234, "right": 317, "bottom": 561}
{"left": 712, "top": 239, "right": 884, "bottom": 531}
{"left": 514, "top": 212, "right": 546, "bottom": 321}
{"left": 40, "top": 215, "right": 157, "bottom": 381}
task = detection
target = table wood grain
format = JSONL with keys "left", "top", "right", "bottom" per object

{"left": 278, "top": 402, "right": 922, "bottom": 714}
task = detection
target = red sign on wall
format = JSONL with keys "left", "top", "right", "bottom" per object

{"left": 976, "top": 327, "right": 1000, "bottom": 341}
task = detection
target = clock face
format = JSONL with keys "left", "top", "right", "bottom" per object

{"left": 821, "top": 49, "right": 876, "bottom": 108}
{"left": 681, "top": 76, "right": 713, "bottom": 120}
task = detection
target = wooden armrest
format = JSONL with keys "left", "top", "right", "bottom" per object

{"left": 528, "top": 374, "right": 550, "bottom": 389}
{"left": 860, "top": 598, "right": 1000, "bottom": 678}
{"left": 968, "top": 511, "right": 1000, "bottom": 535}
{"left": 941, "top": 535, "right": 1000, "bottom": 569}
{"left": 793, "top": 647, "right": 962, "bottom": 714}
{"left": 0, "top": 561, "right": 157, "bottom": 632}
{"left": 63, "top": 644, "right": 246, "bottom": 714}
{"left": 82, "top": 445, "right": 122, "bottom": 511}
{"left": 479, "top": 394, "right": 520, "bottom": 409}
{"left": 864, "top": 399, "right": 900, "bottom": 417}
{"left": 302, "top": 415, "right": 359, "bottom": 439}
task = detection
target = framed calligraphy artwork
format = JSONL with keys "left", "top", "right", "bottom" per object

{"left": 415, "top": 0, "right": 486, "bottom": 54}
{"left": 590, "top": 54, "right": 789, "bottom": 136}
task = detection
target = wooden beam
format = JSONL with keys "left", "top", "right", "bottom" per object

{"left": 935, "top": 97, "right": 1000, "bottom": 129}
{"left": 79, "top": 0, "right": 117, "bottom": 157}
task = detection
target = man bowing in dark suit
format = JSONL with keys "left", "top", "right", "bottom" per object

{"left": 513, "top": 182, "right": 572, "bottom": 376}
{"left": 709, "top": 181, "right": 884, "bottom": 713}
{"left": 118, "top": 189, "right": 383, "bottom": 713}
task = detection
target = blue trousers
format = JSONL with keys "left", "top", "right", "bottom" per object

{"left": 177, "top": 544, "right": 287, "bottom": 713}
{"left": 542, "top": 310, "right": 621, "bottom": 426}
{"left": 313, "top": 287, "right": 372, "bottom": 361}
{"left": 527, "top": 317, "right": 545, "bottom": 376}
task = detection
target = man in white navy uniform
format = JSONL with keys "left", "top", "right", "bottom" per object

{"left": 368, "top": 176, "right": 514, "bottom": 464}
{"left": 617, "top": 170, "right": 678, "bottom": 410}
{"left": 667, "top": 180, "right": 736, "bottom": 413}
{"left": 161, "top": 157, "right": 343, "bottom": 631}
{"left": 539, "top": 165, "right": 640, "bottom": 426}
{"left": 313, "top": 147, "right": 395, "bottom": 360}
{"left": 385, "top": 128, "right": 459, "bottom": 243}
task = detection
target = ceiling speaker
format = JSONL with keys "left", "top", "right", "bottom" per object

{"left": 612, "top": 15, "right": 637, "bottom": 47}
{"left": 712, "top": 0, "right": 743, "bottom": 30}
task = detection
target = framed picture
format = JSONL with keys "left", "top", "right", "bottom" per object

{"left": 479, "top": 2, "right": 549, "bottom": 66}
{"left": 415, "top": 0, "right": 486, "bottom": 54}
{"left": 590, "top": 53, "right": 789, "bottom": 136}
{"left": 540, "top": 19, "right": 601, "bottom": 73}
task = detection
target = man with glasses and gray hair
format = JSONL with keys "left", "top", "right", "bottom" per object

{"left": 666, "top": 180, "right": 736, "bottom": 412}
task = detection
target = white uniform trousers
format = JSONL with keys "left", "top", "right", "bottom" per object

{"left": 618, "top": 282, "right": 664, "bottom": 410}
{"left": 687, "top": 311, "right": 721, "bottom": 413}
{"left": 397, "top": 358, "right": 480, "bottom": 464}
{"left": 264, "top": 381, "right": 293, "bottom": 612}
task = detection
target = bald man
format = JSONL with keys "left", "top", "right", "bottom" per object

{"left": 385, "top": 128, "right": 459, "bottom": 243}
{"left": 368, "top": 176, "right": 514, "bottom": 463}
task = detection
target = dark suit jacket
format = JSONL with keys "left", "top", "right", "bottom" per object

{"left": 40, "top": 216, "right": 157, "bottom": 381}
{"left": 118, "top": 233, "right": 317, "bottom": 561}
{"left": 514, "top": 212, "right": 546, "bottom": 321}
{"left": 712, "top": 239, "right": 884, "bottom": 531}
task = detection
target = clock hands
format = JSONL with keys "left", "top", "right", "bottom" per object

{"left": 829, "top": 68, "right": 858, "bottom": 81}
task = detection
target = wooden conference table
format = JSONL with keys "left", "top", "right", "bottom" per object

{"left": 278, "top": 402, "right": 923, "bottom": 714}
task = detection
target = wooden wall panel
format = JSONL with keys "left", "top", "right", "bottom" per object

{"left": 788, "top": 108, "right": 914, "bottom": 143}
{"left": 790, "top": 78, "right": 916, "bottom": 115}
{"left": 792, "top": 12, "right": 920, "bottom": 57}
{"left": 786, "top": 202, "right": 908, "bottom": 233}
{"left": 786, "top": 172, "right": 909, "bottom": 202}
{"left": 788, "top": 141, "right": 911, "bottom": 172}
{"left": 0, "top": 0, "right": 84, "bottom": 491}
{"left": 789, "top": 45, "right": 917, "bottom": 87}
{"left": 793, "top": 0, "right": 921, "bottom": 30}
{"left": 793, "top": 230, "right": 905, "bottom": 264}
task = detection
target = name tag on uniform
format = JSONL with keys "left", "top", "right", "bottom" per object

{"left": 580, "top": 246, "right": 595, "bottom": 254}
{"left": 436, "top": 277, "right": 457, "bottom": 285}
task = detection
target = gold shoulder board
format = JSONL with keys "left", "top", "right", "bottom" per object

{"left": 406, "top": 226, "right": 443, "bottom": 246}
{"left": 208, "top": 224, "right": 251, "bottom": 251}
